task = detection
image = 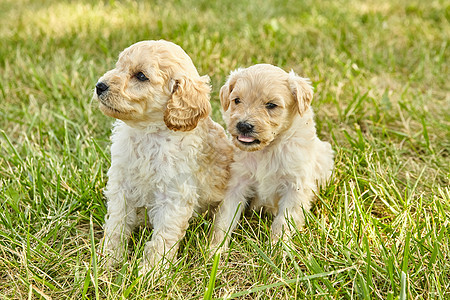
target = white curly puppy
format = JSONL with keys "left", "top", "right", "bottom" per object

{"left": 211, "top": 64, "right": 334, "bottom": 250}
{"left": 94, "top": 40, "right": 233, "bottom": 273}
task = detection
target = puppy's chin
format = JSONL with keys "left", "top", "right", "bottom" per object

{"left": 99, "top": 102, "right": 131, "bottom": 120}
{"left": 99, "top": 100, "right": 166, "bottom": 129}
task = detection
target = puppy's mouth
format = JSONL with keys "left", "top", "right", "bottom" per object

{"left": 237, "top": 135, "right": 261, "bottom": 145}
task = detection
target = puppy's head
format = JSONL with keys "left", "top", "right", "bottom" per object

{"left": 94, "top": 40, "right": 211, "bottom": 130}
{"left": 220, "top": 64, "right": 313, "bottom": 151}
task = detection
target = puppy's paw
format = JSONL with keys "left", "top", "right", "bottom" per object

{"left": 209, "top": 243, "right": 226, "bottom": 259}
{"left": 138, "top": 259, "right": 153, "bottom": 277}
{"left": 209, "top": 232, "right": 229, "bottom": 257}
{"left": 100, "top": 253, "right": 119, "bottom": 270}
{"left": 271, "top": 219, "right": 294, "bottom": 247}
{"left": 138, "top": 254, "right": 172, "bottom": 278}
{"left": 99, "top": 242, "right": 124, "bottom": 270}
{"left": 138, "top": 239, "right": 169, "bottom": 276}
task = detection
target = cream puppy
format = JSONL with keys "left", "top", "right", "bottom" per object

{"left": 211, "top": 64, "right": 334, "bottom": 250}
{"left": 94, "top": 40, "right": 233, "bottom": 273}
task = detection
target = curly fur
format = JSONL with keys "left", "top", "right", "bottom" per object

{"left": 164, "top": 75, "right": 211, "bottom": 131}
{"left": 211, "top": 64, "right": 334, "bottom": 250}
{"left": 94, "top": 40, "right": 233, "bottom": 273}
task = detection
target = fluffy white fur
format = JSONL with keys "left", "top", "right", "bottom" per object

{"left": 211, "top": 64, "right": 334, "bottom": 250}
{"left": 94, "top": 40, "right": 233, "bottom": 273}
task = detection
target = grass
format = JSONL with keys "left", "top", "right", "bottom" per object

{"left": 0, "top": 0, "right": 448, "bottom": 298}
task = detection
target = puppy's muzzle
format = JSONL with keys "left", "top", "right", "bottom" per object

{"left": 236, "top": 121, "right": 260, "bottom": 145}
{"left": 236, "top": 121, "right": 254, "bottom": 134}
{"left": 96, "top": 82, "right": 109, "bottom": 96}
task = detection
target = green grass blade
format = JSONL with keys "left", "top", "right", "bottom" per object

{"left": 229, "top": 266, "right": 355, "bottom": 298}
{"left": 401, "top": 231, "right": 411, "bottom": 273}
{"left": 1, "top": 129, "right": 24, "bottom": 164}
{"left": 399, "top": 271, "right": 407, "bottom": 300}
{"left": 89, "top": 215, "right": 99, "bottom": 300}
{"left": 247, "top": 239, "right": 281, "bottom": 276}
{"left": 203, "top": 252, "right": 220, "bottom": 300}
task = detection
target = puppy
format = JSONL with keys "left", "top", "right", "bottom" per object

{"left": 211, "top": 64, "right": 334, "bottom": 250}
{"left": 94, "top": 40, "right": 233, "bottom": 273}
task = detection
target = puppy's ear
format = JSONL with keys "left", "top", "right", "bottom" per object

{"left": 164, "top": 75, "right": 211, "bottom": 131}
{"left": 219, "top": 70, "right": 240, "bottom": 111}
{"left": 288, "top": 71, "right": 314, "bottom": 116}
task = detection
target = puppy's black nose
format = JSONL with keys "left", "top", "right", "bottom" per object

{"left": 236, "top": 121, "right": 254, "bottom": 134}
{"left": 96, "top": 82, "right": 109, "bottom": 96}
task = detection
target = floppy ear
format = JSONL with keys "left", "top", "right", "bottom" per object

{"left": 219, "top": 83, "right": 233, "bottom": 112}
{"left": 219, "top": 69, "right": 240, "bottom": 111}
{"left": 164, "top": 75, "right": 211, "bottom": 131}
{"left": 288, "top": 71, "right": 314, "bottom": 116}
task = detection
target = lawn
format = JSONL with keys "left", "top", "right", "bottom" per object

{"left": 0, "top": 0, "right": 448, "bottom": 298}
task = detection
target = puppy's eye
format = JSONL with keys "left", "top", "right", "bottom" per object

{"left": 265, "top": 102, "right": 278, "bottom": 109}
{"left": 233, "top": 98, "right": 241, "bottom": 105}
{"left": 135, "top": 72, "right": 149, "bottom": 82}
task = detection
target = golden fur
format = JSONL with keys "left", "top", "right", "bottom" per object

{"left": 219, "top": 64, "right": 315, "bottom": 152}
{"left": 211, "top": 64, "right": 334, "bottom": 250}
{"left": 94, "top": 40, "right": 233, "bottom": 272}
{"left": 98, "top": 40, "right": 211, "bottom": 131}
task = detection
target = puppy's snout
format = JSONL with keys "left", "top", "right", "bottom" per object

{"left": 96, "top": 82, "right": 109, "bottom": 96}
{"left": 236, "top": 121, "right": 254, "bottom": 134}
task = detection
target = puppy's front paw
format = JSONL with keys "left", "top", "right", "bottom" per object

{"left": 138, "top": 239, "right": 169, "bottom": 276}
{"left": 138, "top": 254, "right": 170, "bottom": 277}
{"left": 209, "top": 243, "right": 226, "bottom": 259}
{"left": 209, "top": 231, "right": 229, "bottom": 257}
{"left": 270, "top": 219, "right": 292, "bottom": 244}
{"left": 138, "top": 259, "right": 153, "bottom": 277}
{"left": 100, "top": 253, "right": 120, "bottom": 270}
{"left": 99, "top": 238, "right": 125, "bottom": 269}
